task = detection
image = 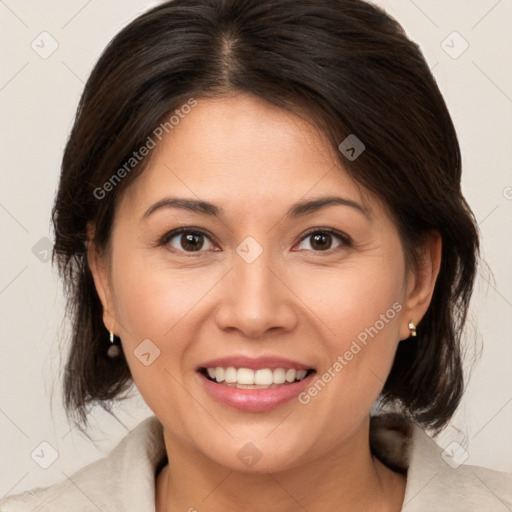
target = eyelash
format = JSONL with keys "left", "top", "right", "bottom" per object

{"left": 158, "top": 226, "right": 352, "bottom": 256}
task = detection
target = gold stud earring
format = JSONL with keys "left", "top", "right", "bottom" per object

{"left": 408, "top": 320, "right": 417, "bottom": 337}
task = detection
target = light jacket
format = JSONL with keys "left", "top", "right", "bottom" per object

{"left": 1, "top": 414, "right": 511, "bottom": 511}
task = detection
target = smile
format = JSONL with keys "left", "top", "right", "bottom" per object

{"left": 197, "top": 366, "right": 317, "bottom": 411}
{"left": 201, "top": 367, "right": 314, "bottom": 389}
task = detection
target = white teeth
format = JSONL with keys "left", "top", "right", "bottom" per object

{"left": 224, "top": 367, "right": 237, "bottom": 383}
{"left": 296, "top": 370, "right": 307, "bottom": 380}
{"left": 214, "top": 366, "right": 225, "bottom": 382}
{"left": 285, "top": 369, "right": 296, "bottom": 382}
{"left": 237, "top": 368, "right": 254, "bottom": 385}
{"left": 205, "top": 366, "right": 311, "bottom": 386}
{"left": 273, "top": 368, "right": 286, "bottom": 384}
{"left": 254, "top": 369, "right": 273, "bottom": 385}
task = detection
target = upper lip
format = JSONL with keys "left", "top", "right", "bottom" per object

{"left": 198, "top": 355, "right": 315, "bottom": 371}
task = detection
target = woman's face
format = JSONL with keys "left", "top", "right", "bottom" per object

{"left": 90, "top": 93, "right": 437, "bottom": 472}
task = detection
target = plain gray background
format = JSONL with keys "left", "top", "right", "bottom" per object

{"left": 1, "top": 0, "right": 511, "bottom": 498}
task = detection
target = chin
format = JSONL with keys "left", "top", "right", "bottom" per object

{"left": 196, "top": 428, "right": 315, "bottom": 474}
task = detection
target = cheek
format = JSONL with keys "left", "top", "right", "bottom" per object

{"left": 108, "top": 249, "right": 206, "bottom": 424}
{"left": 294, "top": 255, "right": 405, "bottom": 347}
{"left": 292, "top": 254, "right": 406, "bottom": 411}
{"left": 109, "top": 241, "right": 209, "bottom": 340}
{"left": 108, "top": 246, "right": 225, "bottom": 373}
{"left": 341, "top": 265, "right": 404, "bottom": 372}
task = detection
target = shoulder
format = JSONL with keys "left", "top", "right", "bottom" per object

{"left": 0, "top": 415, "right": 165, "bottom": 512}
{"left": 370, "top": 413, "right": 512, "bottom": 511}
{"left": 404, "top": 424, "right": 512, "bottom": 511}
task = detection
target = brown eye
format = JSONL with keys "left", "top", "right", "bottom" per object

{"left": 179, "top": 232, "right": 205, "bottom": 251}
{"left": 295, "top": 229, "right": 350, "bottom": 252}
{"left": 162, "top": 228, "right": 216, "bottom": 253}
{"left": 309, "top": 232, "right": 332, "bottom": 251}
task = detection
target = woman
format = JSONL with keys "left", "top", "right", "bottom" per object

{"left": 1, "top": 0, "right": 510, "bottom": 510}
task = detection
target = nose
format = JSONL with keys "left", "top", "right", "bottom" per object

{"left": 214, "top": 249, "right": 298, "bottom": 339}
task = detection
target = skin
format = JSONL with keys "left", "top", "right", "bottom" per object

{"left": 88, "top": 93, "right": 441, "bottom": 512}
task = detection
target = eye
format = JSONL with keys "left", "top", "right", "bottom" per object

{"left": 159, "top": 227, "right": 351, "bottom": 255}
{"left": 294, "top": 229, "right": 350, "bottom": 252}
{"left": 161, "top": 228, "right": 217, "bottom": 254}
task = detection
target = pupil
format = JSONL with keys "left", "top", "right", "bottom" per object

{"left": 182, "top": 233, "right": 203, "bottom": 251}
{"left": 311, "top": 233, "right": 331, "bottom": 250}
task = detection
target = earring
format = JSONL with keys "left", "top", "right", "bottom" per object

{"left": 107, "top": 331, "right": 122, "bottom": 358}
{"left": 408, "top": 320, "right": 417, "bottom": 337}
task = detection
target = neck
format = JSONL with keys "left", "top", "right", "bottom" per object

{"left": 155, "top": 418, "right": 406, "bottom": 512}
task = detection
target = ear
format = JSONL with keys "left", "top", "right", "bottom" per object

{"left": 399, "top": 231, "right": 442, "bottom": 340}
{"left": 86, "top": 223, "right": 118, "bottom": 334}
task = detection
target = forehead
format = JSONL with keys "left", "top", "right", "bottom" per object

{"left": 119, "top": 94, "right": 372, "bottom": 218}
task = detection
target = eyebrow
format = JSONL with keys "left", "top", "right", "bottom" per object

{"left": 142, "top": 195, "right": 371, "bottom": 221}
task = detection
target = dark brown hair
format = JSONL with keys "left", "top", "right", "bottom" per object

{"left": 53, "top": 0, "right": 479, "bottom": 433}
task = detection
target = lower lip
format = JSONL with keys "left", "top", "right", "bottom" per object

{"left": 198, "top": 371, "right": 316, "bottom": 412}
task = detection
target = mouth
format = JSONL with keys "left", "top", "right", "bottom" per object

{"left": 195, "top": 355, "right": 318, "bottom": 411}
{"left": 198, "top": 366, "right": 317, "bottom": 389}
{"left": 196, "top": 361, "right": 317, "bottom": 411}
